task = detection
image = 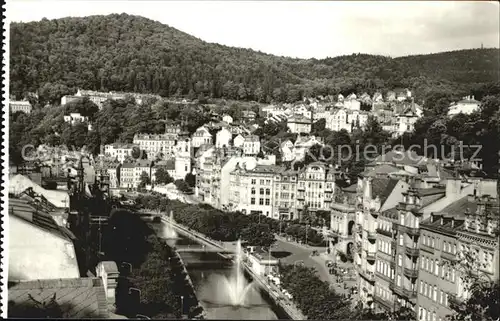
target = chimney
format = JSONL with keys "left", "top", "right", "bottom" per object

{"left": 97, "top": 261, "right": 119, "bottom": 308}
{"left": 445, "top": 179, "right": 462, "bottom": 199}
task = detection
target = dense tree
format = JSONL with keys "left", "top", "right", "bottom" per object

{"left": 139, "top": 171, "right": 151, "bottom": 188}
{"left": 155, "top": 167, "right": 174, "bottom": 185}
{"left": 184, "top": 173, "right": 196, "bottom": 188}
{"left": 10, "top": 14, "right": 499, "bottom": 102}
{"left": 240, "top": 223, "right": 276, "bottom": 249}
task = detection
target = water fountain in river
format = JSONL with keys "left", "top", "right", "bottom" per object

{"left": 219, "top": 239, "right": 254, "bottom": 306}
{"left": 163, "top": 210, "right": 178, "bottom": 247}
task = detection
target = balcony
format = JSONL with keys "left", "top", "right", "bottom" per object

{"left": 441, "top": 251, "right": 458, "bottom": 262}
{"left": 406, "top": 227, "right": 420, "bottom": 236}
{"left": 405, "top": 247, "right": 419, "bottom": 257}
{"left": 297, "top": 194, "right": 305, "bottom": 200}
{"left": 297, "top": 185, "right": 305, "bottom": 191}
{"left": 420, "top": 244, "right": 434, "bottom": 254}
{"left": 390, "top": 283, "right": 404, "bottom": 297}
{"left": 376, "top": 228, "right": 393, "bottom": 238}
{"left": 324, "top": 196, "right": 332, "bottom": 203}
{"left": 373, "top": 294, "right": 393, "bottom": 310}
{"left": 366, "top": 251, "right": 376, "bottom": 261}
{"left": 375, "top": 271, "right": 393, "bottom": 283}
{"left": 403, "top": 267, "right": 419, "bottom": 279}
{"left": 360, "top": 270, "right": 376, "bottom": 283}
{"left": 367, "top": 231, "right": 377, "bottom": 241}
{"left": 402, "top": 288, "right": 417, "bottom": 300}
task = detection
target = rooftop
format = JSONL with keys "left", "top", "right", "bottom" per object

{"left": 8, "top": 278, "right": 109, "bottom": 318}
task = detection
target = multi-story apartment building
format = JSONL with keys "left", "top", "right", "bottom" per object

{"left": 192, "top": 126, "right": 213, "bottom": 148}
{"left": 106, "top": 163, "right": 121, "bottom": 188}
{"left": 293, "top": 135, "right": 323, "bottom": 162}
{"left": 134, "top": 159, "right": 154, "bottom": 187}
{"left": 103, "top": 143, "right": 138, "bottom": 163}
{"left": 120, "top": 162, "right": 135, "bottom": 189}
{"left": 194, "top": 147, "right": 215, "bottom": 203}
{"left": 243, "top": 135, "right": 261, "bottom": 156}
{"left": 272, "top": 170, "right": 299, "bottom": 221}
{"left": 229, "top": 162, "right": 279, "bottom": 217}
{"left": 10, "top": 100, "right": 32, "bottom": 114}
{"left": 215, "top": 127, "right": 233, "bottom": 148}
{"left": 296, "top": 162, "right": 338, "bottom": 219}
{"left": 133, "top": 133, "right": 178, "bottom": 159}
{"left": 417, "top": 194, "right": 499, "bottom": 321}
{"left": 287, "top": 114, "right": 312, "bottom": 134}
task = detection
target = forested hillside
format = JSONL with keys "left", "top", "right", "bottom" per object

{"left": 10, "top": 13, "right": 500, "bottom": 105}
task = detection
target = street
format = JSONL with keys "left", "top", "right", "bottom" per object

{"left": 271, "top": 237, "right": 332, "bottom": 283}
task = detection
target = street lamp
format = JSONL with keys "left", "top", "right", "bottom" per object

{"left": 121, "top": 262, "right": 132, "bottom": 275}
{"left": 180, "top": 295, "right": 184, "bottom": 315}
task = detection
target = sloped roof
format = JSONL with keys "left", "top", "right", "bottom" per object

{"left": 8, "top": 278, "right": 109, "bottom": 318}
{"left": 361, "top": 164, "right": 400, "bottom": 177}
{"left": 9, "top": 175, "right": 69, "bottom": 208}
{"left": 371, "top": 178, "right": 399, "bottom": 205}
{"left": 9, "top": 198, "right": 74, "bottom": 241}
{"left": 369, "top": 150, "right": 426, "bottom": 167}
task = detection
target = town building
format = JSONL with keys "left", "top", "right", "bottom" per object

{"left": 229, "top": 160, "right": 279, "bottom": 217}
{"left": 103, "top": 143, "right": 138, "bottom": 163}
{"left": 134, "top": 159, "right": 154, "bottom": 187}
{"left": 417, "top": 194, "right": 499, "bottom": 321}
{"left": 296, "top": 162, "right": 338, "bottom": 218}
{"left": 272, "top": 170, "right": 299, "bottom": 221}
{"left": 344, "top": 94, "right": 361, "bottom": 111}
{"left": 233, "top": 134, "right": 245, "bottom": 148}
{"left": 9, "top": 100, "right": 32, "bottom": 114}
{"left": 119, "top": 162, "right": 135, "bottom": 189}
{"left": 215, "top": 127, "right": 233, "bottom": 148}
{"left": 280, "top": 140, "right": 295, "bottom": 162}
{"left": 8, "top": 197, "right": 80, "bottom": 280}
{"left": 247, "top": 250, "right": 279, "bottom": 276}
{"left": 243, "top": 135, "right": 261, "bottom": 156}
{"left": 174, "top": 132, "right": 193, "bottom": 180}
{"left": 287, "top": 114, "right": 312, "bottom": 134}
{"left": 191, "top": 126, "right": 213, "bottom": 148}
{"left": 222, "top": 114, "right": 233, "bottom": 124}
{"left": 63, "top": 113, "right": 89, "bottom": 125}
{"left": 293, "top": 135, "right": 323, "bottom": 162}
{"left": 242, "top": 110, "right": 256, "bottom": 122}
{"left": 133, "top": 133, "right": 178, "bottom": 159}
{"left": 328, "top": 184, "right": 357, "bottom": 260}
{"left": 447, "top": 95, "right": 481, "bottom": 117}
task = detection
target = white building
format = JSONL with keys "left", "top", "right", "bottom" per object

{"left": 243, "top": 135, "right": 261, "bottom": 156}
{"left": 103, "top": 143, "right": 138, "bottom": 163}
{"left": 280, "top": 140, "right": 295, "bottom": 162}
{"left": 448, "top": 95, "right": 481, "bottom": 117}
{"left": 233, "top": 134, "right": 245, "bottom": 148}
{"left": 133, "top": 133, "right": 178, "bottom": 159}
{"left": 326, "top": 109, "right": 352, "bottom": 132}
{"left": 287, "top": 114, "right": 312, "bottom": 134}
{"left": 192, "top": 126, "right": 213, "bottom": 148}
{"left": 215, "top": 127, "right": 233, "bottom": 148}
{"left": 247, "top": 251, "right": 279, "bottom": 276}
{"left": 133, "top": 159, "right": 153, "bottom": 187}
{"left": 344, "top": 94, "right": 361, "bottom": 111}
{"left": 222, "top": 114, "right": 233, "bottom": 124}
{"left": 10, "top": 100, "right": 32, "bottom": 114}
{"left": 294, "top": 135, "right": 323, "bottom": 162}
{"left": 63, "top": 113, "right": 89, "bottom": 125}
{"left": 174, "top": 135, "right": 192, "bottom": 180}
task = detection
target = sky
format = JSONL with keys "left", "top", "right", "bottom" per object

{"left": 6, "top": 0, "right": 500, "bottom": 59}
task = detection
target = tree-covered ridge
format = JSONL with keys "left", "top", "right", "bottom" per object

{"left": 10, "top": 13, "right": 500, "bottom": 104}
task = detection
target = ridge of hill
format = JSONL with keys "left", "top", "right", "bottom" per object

{"left": 9, "top": 13, "right": 500, "bottom": 104}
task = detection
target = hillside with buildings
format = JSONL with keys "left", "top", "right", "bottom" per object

{"left": 10, "top": 14, "right": 500, "bottom": 105}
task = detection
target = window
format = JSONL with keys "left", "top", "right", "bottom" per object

{"left": 439, "top": 290, "right": 444, "bottom": 304}
{"left": 420, "top": 281, "right": 424, "bottom": 294}
{"left": 398, "top": 254, "right": 403, "bottom": 267}
{"left": 397, "top": 275, "right": 401, "bottom": 286}
{"left": 432, "top": 312, "right": 436, "bottom": 321}
{"left": 251, "top": 188, "right": 256, "bottom": 195}
{"left": 451, "top": 268, "right": 456, "bottom": 282}
{"left": 444, "top": 293, "right": 448, "bottom": 307}
{"left": 435, "top": 260, "right": 439, "bottom": 276}
{"left": 251, "top": 198, "right": 255, "bottom": 205}
{"left": 419, "top": 307, "right": 424, "bottom": 321}
{"left": 259, "top": 198, "right": 264, "bottom": 205}
{"left": 424, "top": 283, "right": 428, "bottom": 296}
{"left": 399, "top": 235, "right": 404, "bottom": 246}
{"left": 260, "top": 188, "right": 264, "bottom": 195}
{"left": 400, "top": 213, "right": 405, "bottom": 225}
{"left": 266, "top": 188, "right": 270, "bottom": 195}
{"left": 265, "top": 199, "right": 270, "bottom": 205}
{"left": 260, "top": 179, "right": 264, "bottom": 185}
{"left": 433, "top": 286, "right": 437, "bottom": 301}
{"left": 251, "top": 179, "right": 256, "bottom": 185}
{"left": 431, "top": 237, "right": 435, "bottom": 248}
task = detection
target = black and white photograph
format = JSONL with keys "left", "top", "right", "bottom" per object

{"left": 2, "top": 1, "right": 500, "bottom": 320}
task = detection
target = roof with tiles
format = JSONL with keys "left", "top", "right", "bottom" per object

{"left": 371, "top": 178, "right": 399, "bottom": 205}
{"left": 361, "top": 164, "right": 400, "bottom": 177}
{"left": 8, "top": 278, "right": 109, "bottom": 318}
{"left": 369, "top": 150, "right": 426, "bottom": 167}
{"left": 380, "top": 207, "right": 399, "bottom": 219}
{"left": 9, "top": 198, "right": 74, "bottom": 241}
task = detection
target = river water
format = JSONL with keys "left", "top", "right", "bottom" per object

{"left": 151, "top": 222, "right": 287, "bottom": 320}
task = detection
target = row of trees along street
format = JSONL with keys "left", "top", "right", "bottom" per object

{"left": 134, "top": 194, "right": 327, "bottom": 249}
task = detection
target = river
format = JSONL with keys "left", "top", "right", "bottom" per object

{"left": 150, "top": 223, "right": 288, "bottom": 320}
